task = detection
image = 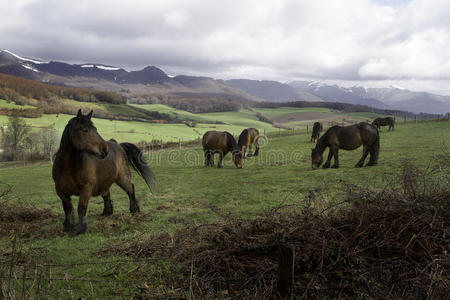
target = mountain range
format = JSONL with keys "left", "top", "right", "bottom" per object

{"left": 1, "top": 49, "right": 449, "bottom": 114}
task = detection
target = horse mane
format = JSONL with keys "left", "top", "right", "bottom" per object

{"left": 314, "top": 127, "right": 331, "bottom": 154}
{"left": 225, "top": 132, "right": 239, "bottom": 151}
{"left": 58, "top": 118, "right": 76, "bottom": 151}
{"left": 237, "top": 129, "right": 248, "bottom": 148}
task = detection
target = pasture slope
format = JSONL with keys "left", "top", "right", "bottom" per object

{"left": 0, "top": 100, "right": 385, "bottom": 144}
{"left": 0, "top": 120, "right": 448, "bottom": 298}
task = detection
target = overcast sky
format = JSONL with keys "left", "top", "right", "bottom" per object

{"left": 1, "top": 0, "right": 450, "bottom": 95}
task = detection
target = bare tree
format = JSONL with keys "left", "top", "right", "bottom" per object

{"left": 39, "top": 125, "right": 58, "bottom": 163}
{"left": 1, "top": 116, "right": 30, "bottom": 160}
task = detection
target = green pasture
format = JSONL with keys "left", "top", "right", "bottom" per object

{"left": 0, "top": 99, "right": 35, "bottom": 109}
{"left": 0, "top": 120, "right": 448, "bottom": 298}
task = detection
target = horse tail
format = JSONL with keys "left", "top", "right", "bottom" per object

{"left": 370, "top": 130, "right": 380, "bottom": 165}
{"left": 120, "top": 142, "right": 156, "bottom": 191}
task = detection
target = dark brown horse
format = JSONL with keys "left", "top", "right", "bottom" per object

{"left": 372, "top": 117, "right": 395, "bottom": 131}
{"left": 52, "top": 109, "right": 154, "bottom": 235}
{"left": 202, "top": 131, "right": 243, "bottom": 168}
{"left": 311, "top": 122, "right": 379, "bottom": 169}
{"left": 310, "top": 122, "right": 323, "bottom": 143}
{"left": 238, "top": 128, "right": 260, "bottom": 158}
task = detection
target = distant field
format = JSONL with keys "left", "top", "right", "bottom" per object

{"left": 0, "top": 99, "right": 35, "bottom": 109}
{"left": 0, "top": 103, "right": 392, "bottom": 143}
{"left": 0, "top": 120, "right": 448, "bottom": 298}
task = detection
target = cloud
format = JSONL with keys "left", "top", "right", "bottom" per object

{"left": 1, "top": 0, "right": 450, "bottom": 93}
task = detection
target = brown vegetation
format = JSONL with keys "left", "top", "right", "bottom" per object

{"left": 104, "top": 157, "right": 449, "bottom": 299}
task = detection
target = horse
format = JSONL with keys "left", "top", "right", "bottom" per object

{"left": 202, "top": 131, "right": 243, "bottom": 168}
{"left": 310, "top": 122, "right": 323, "bottom": 143}
{"left": 372, "top": 117, "right": 395, "bottom": 131}
{"left": 52, "top": 109, "right": 155, "bottom": 235}
{"left": 311, "top": 122, "right": 379, "bottom": 169}
{"left": 238, "top": 128, "right": 260, "bottom": 158}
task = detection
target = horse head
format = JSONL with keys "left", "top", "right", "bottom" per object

{"left": 70, "top": 109, "right": 108, "bottom": 158}
{"left": 232, "top": 150, "right": 243, "bottom": 168}
{"left": 311, "top": 148, "right": 323, "bottom": 170}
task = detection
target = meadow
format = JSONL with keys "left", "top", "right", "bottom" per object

{"left": 0, "top": 119, "right": 448, "bottom": 298}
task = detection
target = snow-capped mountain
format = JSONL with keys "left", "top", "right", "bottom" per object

{"left": 288, "top": 81, "right": 450, "bottom": 114}
{"left": 1, "top": 50, "right": 449, "bottom": 113}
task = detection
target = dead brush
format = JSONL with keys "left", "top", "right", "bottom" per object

{"left": 102, "top": 155, "right": 449, "bottom": 299}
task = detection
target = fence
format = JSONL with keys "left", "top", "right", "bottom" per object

{"left": 0, "top": 230, "right": 296, "bottom": 299}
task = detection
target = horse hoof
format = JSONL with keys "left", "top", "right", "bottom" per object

{"left": 322, "top": 165, "right": 330, "bottom": 169}
{"left": 247, "top": 154, "right": 253, "bottom": 157}
{"left": 73, "top": 224, "right": 87, "bottom": 235}
{"left": 355, "top": 164, "right": 363, "bottom": 168}
{"left": 331, "top": 165, "right": 339, "bottom": 168}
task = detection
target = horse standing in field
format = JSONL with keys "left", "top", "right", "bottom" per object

{"left": 311, "top": 122, "right": 380, "bottom": 169}
{"left": 238, "top": 128, "right": 260, "bottom": 158}
{"left": 310, "top": 122, "right": 323, "bottom": 143}
{"left": 202, "top": 131, "right": 243, "bottom": 168}
{"left": 372, "top": 117, "right": 395, "bottom": 131}
{"left": 52, "top": 109, "right": 155, "bottom": 235}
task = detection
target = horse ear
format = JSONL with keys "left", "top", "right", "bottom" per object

{"left": 76, "top": 109, "right": 82, "bottom": 118}
{"left": 87, "top": 110, "right": 93, "bottom": 119}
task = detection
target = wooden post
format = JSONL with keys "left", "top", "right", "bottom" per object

{"left": 276, "top": 243, "right": 295, "bottom": 300}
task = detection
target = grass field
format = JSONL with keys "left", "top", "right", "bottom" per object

{"left": 0, "top": 99, "right": 35, "bottom": 109}
{"left": 0, "top": 120, "right": 448, "bottom": 298}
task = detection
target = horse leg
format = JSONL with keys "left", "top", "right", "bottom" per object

{"left": 210, "top": 152, "right": 215, "bottom": 167}
{"left": 331, "top": 149, "right": 339, "bottom": 168}
{"left": 101, "top": 190, "right": 113, "bottom": 216}
{"left": 218, "top": 152, "right": 224, "bottom": 168}
{"left": 204, "top": 151, "right": 210, "bottom": 166}
{"left": 247, "top": 144, "right": 253, "bottom": 157}
{"left": 254, "top": 140, "right": 260, "bottom": 156}
{"left": 242, "top": 146, "right": 247, "bottom": 159}
{"left": 355, "top": 146, "right": 369, "bottom": 167}
{"left": 57, "top": 191, "right": 75, "bottom": 232}
{"left": 116, "top": 175, "right": 140, "bottom": 213}
{"left": 323, "top": 148, "right": 333, "bottom": 168}
{"left": 74, "top": 188, "right": 91, "bottom": 235}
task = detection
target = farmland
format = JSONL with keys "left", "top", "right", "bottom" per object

{"left": 0, "top": 102, "right": 385, "bottom": 143}
{"left": 0, "top": 119, "right": 448, "bottom": 298}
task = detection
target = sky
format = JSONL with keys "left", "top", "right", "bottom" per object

{"left": 1, "top": 0, "right": 450, "bottom": 95}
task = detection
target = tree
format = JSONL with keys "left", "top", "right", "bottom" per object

{"left": 39, "top": 126, "right": 58, "bottom": 162}
{"left": 1, "top": 116, "right": 30, "bottom": 161}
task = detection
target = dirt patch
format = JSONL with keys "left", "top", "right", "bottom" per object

{"left": 0, "top": 203, "right": 58, "bottom": 238}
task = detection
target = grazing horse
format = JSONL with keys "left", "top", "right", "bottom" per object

{"left": 372, "top": 117, "right": 395, "bottom": 131}
{"left": 311, "top": 122, "right": 379, "bottom": 169}
{"left": 202, "top": 131, "right": 243, "bottom": 168}
{"left": 238, "top": 128, "right": 260, "bottom": 158}
{"left": 310, "top": 122, "right": 323, "bottom": 143}
{"left": 52, "top": 109, "right": 155, "bottom": 235}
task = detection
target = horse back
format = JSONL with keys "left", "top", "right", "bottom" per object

{"left": 202, "top": 131, "right": 229, "bottom": 152}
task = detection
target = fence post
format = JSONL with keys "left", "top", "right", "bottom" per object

{"left": 277, "top": 243, "right": 295, "bottom": 300}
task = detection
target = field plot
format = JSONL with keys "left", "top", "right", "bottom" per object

{"left": 0, "top": 120, "right": 448, "bottom": 298}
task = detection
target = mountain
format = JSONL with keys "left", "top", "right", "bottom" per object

{"left": 288, "top": 81, "right": 391, "bottom": 109}
{"left": 288, "top": 81, "right": 450, "bottom": 114}
{"left": 1, "top": 50, "right": 449, "bottom": 113}
{"left": 0, "top": 50, "right": 260, "bottom": 103}
{"left": 226, "top": 79, "right": 322, "bottom": 102}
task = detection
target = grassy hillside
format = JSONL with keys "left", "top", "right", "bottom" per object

{"left": 0, "top": 120, "right": 448, "bottom": 298}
